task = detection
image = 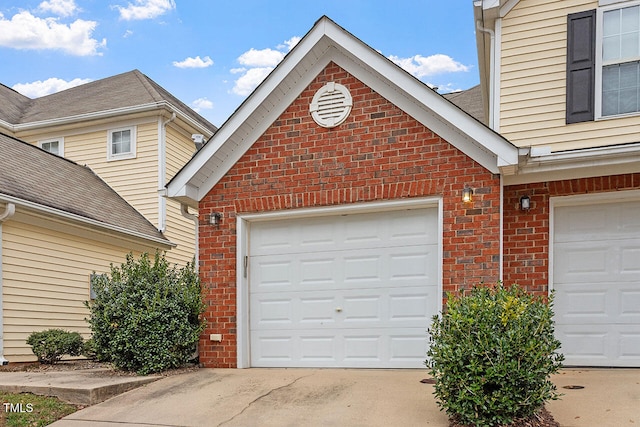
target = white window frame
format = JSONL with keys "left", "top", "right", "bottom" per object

{"left": 595, "top": 0, "right": 640, "bottom": 119}
{"left": 38, "top": 137, "right": 64, "bottom": 156}
{"left": 107, "top": 126, "right": 136, "bottom": 161}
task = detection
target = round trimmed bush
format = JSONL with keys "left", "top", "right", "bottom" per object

{"left": 26, "top": 329, "right": 84, "bottom": 364}
{"left": 85, "top": 252, "right": 205, "bottom": 375}
{"left": 426, "top": 284, "right": 564, "bottom": 427}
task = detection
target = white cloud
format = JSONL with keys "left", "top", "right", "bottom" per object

{"left": 388, "top": 54, "right": 469, "bottom": 78}
{"left": 191, "top": 97, "right": 213, "bottom": 112}
{"left": 123, "top": 29, "right": 133, "bottom": 38}
{"left": 0, "top": 11, "right": 106, "bottom": 56}
{"left": 38, "top": 0, "right": 78, "bottom": 17}
{"left": 231, "top": 36, "right": 300, "bottom": 96}
{"left": 115, "top": 0, "right": 176, "bottom": 21}
{"left": 12, "top": 77, "right": 92, "bottom": 98}
{"left": 237, "top": 48, "right": 284, "bottom": 67}
{"left": 173, "top": 55, "right": 213, "bottom": 69}
{"left": 278, "top": 36, "right": 301, "bottom": 52}
{"left": 232, "top": 67, "right": 273, "bottom": 96}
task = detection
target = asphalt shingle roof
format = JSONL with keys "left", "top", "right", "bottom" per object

{"left": 443, "top": 84, "right": 485, "bottom": 124}
{"left": 0, "top": 70, "right": 216, "bottom": 133}
{"left": 0, "top": 132, "right": 169, "bottom": 244}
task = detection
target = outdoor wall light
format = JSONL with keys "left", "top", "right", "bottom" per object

{"left": 462, "top": 186, "right": 474, "bottom": 203}
{"left": 209, "top": 212, "right": 222, "bottom": 226}
{"left": 520, "top": 195, "right": 531, "bottom": 211}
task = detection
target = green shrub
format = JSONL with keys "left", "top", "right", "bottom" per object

{"left": 26, "top": 329, "right": 84, "bottom": 364}
{"left": 81, "top": 338, "right": 98, "bottom": 360}
{"left": 426, "top": 284, "right": 564, "bottom": 427}
{"left": 85, "top": 252, "right": 205, "bottom": 375}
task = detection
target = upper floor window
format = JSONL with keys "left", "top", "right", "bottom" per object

{"left": 39, "top": 138, "right": 63, "bottom": 156}
{"left": 107, "top": 126, "right": 136, "bottom": 160}
{"left": 600, "top": 3, "right": 640, "bottom": 116}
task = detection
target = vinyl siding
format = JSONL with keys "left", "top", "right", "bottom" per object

{"left": 163, "top": 126, "right": 197, "bottom": 266}
{"left": 499, "top": 0, "right": 640, "bottom": 151}
{"left": 1, "top": 219, "right": 153, "bottom": 362}
{"left": 31, "top": 122, "right": 160, "bottom": 227}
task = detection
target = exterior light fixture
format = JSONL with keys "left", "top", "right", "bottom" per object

{"left": 520, "top": 195, "right": 531, "bottom": 211}
{"left": 462, "top": 186, "right": 474, "bottom": 203}
{"left": 209, "top": 212, "right": 222, "bottom": 226}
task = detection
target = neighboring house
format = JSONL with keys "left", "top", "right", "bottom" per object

{"left": 0, "top": 70, "right": 217, "bottom": 266}
{"left": 167, "top": 16, "right": 519, "bottom": 369}
{"left": 474, "top": 0, "right": 640, "bottom": 367}
{"left": 0, "top": 132, "right": 173, "bottom": 362}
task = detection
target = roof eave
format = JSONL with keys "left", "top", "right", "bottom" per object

{"left": 11, "top": 101, "right": 214, "bottom": 137}
{"left": 0, "top": 193, "right": 175, "bottom": 248}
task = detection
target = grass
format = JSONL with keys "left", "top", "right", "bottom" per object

{"left": 0, "top": 392, "right": 78, "bottom": 427}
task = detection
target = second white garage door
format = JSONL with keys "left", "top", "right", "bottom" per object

{"left": 249, "top": 208, "right": 440, "bottom": 368}
{"left": 553, "top": 198, "right": 640, "bottom": 367}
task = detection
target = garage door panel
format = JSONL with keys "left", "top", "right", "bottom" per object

{"left": 554, "top": 199, "right": 640, "bottom": 367}
{"left": 249, "top": 207, "right": 439, "bottom": 368}
{"left": 252, "top": 245, "right": 437, "bottom": 293}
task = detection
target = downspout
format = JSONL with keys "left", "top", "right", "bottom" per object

{"left": 476, "top": 21, "right": 496, "bottom": 130}
{"left": 180, "top": 204, "right": 199, "bottom": 272}
{"left": 0, "top": 203, "right": 16, "bottom": 365}
{"left": 158, "top": 112, "right": 176, "bottom": 232}
{"left": 499, "top": 175, "right": 504, "bottom": 283}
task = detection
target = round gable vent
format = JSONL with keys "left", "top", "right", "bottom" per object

{"left": 310, "top": 82, "right": 352, "bottom": 128}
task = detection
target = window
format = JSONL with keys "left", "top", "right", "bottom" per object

{"left": 38, "top": 138, "right": 63, "bottom": 156}
{"left": 107, "top": 126, "right": 136, "bottom": 160}
{"left": 566, "top": 1, "right": 640, "bottom": 123}
{"left": 600, "top": 3, "right": 640, "bottom": 116}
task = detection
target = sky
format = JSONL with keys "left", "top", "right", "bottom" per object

{"left": 0, "top": 0, "right": 481, "bottom": 127}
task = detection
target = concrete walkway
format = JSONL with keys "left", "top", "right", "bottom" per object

{"left": 41, "top": 368, "right": 640, "bottom": 427}
{"left": 0, "top": 369, "right": 160, "bottom": 406}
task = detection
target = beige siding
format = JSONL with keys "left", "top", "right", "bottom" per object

{"left": 29, "top": 122, "right": 160, "bottom": 227}
{"left": 499, "top": 0, "right": 640, "bottom": 151}
{"left": 1, "top": 220, "right": 154, "bottom": 362}
{"left": 163, "top": 126, "right": 197, "bottom": 266}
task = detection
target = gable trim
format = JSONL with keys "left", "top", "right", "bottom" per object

{"left": 167, "top": 17, "right": 517, "bottom": 206}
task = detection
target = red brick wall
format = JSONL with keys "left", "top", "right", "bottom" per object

{"left": 198, "top": 62, "right": 501, "bottom": 367}
{"left": 503, "top": 173, "right": 640, "bottom": 295}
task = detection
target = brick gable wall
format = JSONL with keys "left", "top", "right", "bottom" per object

{"left": 198, "top": 62, "right": 501, "bottom": 367}
{"left": 503, "top": 174, "right": 640, "bottom": 295}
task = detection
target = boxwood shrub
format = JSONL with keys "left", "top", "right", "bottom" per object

{"left": 85, "top": 252, "right": 205, "bottom": 375}
{"left": 26, "top": 329, "right": 83, "bottom": 364}
{"left": 426, "top": 284, "right": 564, "bottom": 427}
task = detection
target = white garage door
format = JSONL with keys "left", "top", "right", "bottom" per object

{"left": 553, "top": 199, "right": 640, "bottom": 366}
{"left": 249, "top": 208, "right": 439, "bottom": 368}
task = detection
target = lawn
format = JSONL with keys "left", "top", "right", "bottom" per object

{"left": 0, "top": 392, "right": 78, "bottom": 427}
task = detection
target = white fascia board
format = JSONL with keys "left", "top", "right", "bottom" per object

{"left": 0, "top": 193, "right": 175, "bottom": 248}
{"left": 504, "top": 143, "right": 640, "bottom": 185}
{"left": 11, "top": 101, "right": 213, "bottom": 136}
{"left": 327, "top": 43, "right": 518, "bottom": 172}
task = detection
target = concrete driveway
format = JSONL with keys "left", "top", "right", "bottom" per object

{"left": 49, "top": 368, "right": 639, "bottom": 427}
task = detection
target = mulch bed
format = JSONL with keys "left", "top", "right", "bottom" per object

{"left": 448, "top": 407, "right": 559, "bottom": 427}
{"left": 0, "top": 359, "right": 200, "bottom": 377}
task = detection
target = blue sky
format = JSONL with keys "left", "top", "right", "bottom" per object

{"left": 0, "top": 0, "right": 480, "bottom": 127}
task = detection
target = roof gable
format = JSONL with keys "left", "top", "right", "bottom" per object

{"left": 0, "top": 132, "right": 170, "bottom": 246}
{"left": 167, "top": 16, "right": 518, "bottom": 207}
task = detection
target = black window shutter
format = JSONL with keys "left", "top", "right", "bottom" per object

{"left": 566, "top": 9, "right": 596, "bottom": 124}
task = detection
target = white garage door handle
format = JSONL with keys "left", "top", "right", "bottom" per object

{"left": 335, "top": 307, "right": 342, "bottom": 312}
